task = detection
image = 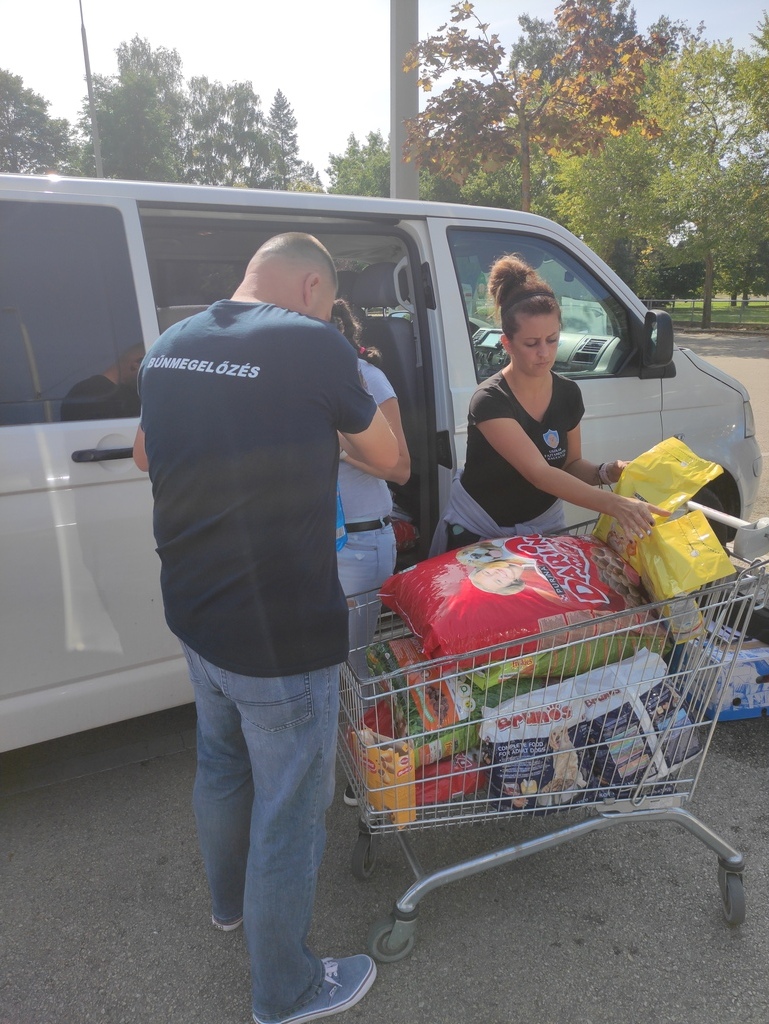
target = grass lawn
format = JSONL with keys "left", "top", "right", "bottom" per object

{"left": 665, "top": 299, "right": 769, "bottom": 328}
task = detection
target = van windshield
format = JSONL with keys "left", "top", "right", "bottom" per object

{"left": 447, "top": 228, "right": 633, "bottom": 383}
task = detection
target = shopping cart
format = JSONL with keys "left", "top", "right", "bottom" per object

{"left": 337, "top": 516, "right": 769, "bottom": 963}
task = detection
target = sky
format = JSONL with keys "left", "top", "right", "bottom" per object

{"left": 2, "top": 0, "right": 765, "bottom": 183}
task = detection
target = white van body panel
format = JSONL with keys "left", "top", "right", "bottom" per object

{"left": 0, "top": 174, "right": 761, "bottom": 750}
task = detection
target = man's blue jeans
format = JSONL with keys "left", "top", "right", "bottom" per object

{"left": 181, "top": 643, "right": 340, "bottom": 1023}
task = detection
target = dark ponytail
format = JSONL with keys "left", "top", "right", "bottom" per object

{"left": 332, "top": 298, "right": 382, "bottom": 366}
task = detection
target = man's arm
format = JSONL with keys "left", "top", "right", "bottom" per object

{"left": 133, "top": 426, "right": 149, "bottom": 472}
{"left": 340, "top": 407, "right": 398, "bottom": 475}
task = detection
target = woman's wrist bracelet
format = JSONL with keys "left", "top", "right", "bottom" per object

{"left": 597, "top": 462, "right": 612, "bottom": 485}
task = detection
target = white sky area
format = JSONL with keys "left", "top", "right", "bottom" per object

{"left": 2, "top": 1, "right": 765, "bottom": 182}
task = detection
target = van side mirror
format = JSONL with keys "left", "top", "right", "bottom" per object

{"left": 642, "top": 309, "right": 674, "bottom": 369}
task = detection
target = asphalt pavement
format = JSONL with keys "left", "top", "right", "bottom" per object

{"left": 2, "top": 328, "right": 768, "bottom": 1024}
{"left": 2, "top": 696, "right": 769, "bottom": 1024}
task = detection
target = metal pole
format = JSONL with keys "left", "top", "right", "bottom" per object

{"left": 390, "top": 0, "right": 419, "bottom": 200}
{"left": 79, "top": 0, "right": 104, "bottom": 177}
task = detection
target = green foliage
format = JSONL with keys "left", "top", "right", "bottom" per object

{"left": 646, "top": 37, "right": 769, "bottom": 323}
{"left": 742, "top": 13, "right": 769, "bottom": 131}
{"left": 327, "top": 132, "right": 391, "bottom": 197}
{"left": 551, "top": 130, "right": 662, "bottom": 291}
{"left": 183, "top": 77, "right": 269, "bottom": 187}
{"left": 0, "top": 69, "right": 73, "bottom": 174}
{"left": 78, "top": 36, "right": 186, "bottom": 181}
{"left": 259, "top": 90, "right": 322, "bottom": 192}
{"left": 263, "top": 89, "right": 301, "bottom": 190}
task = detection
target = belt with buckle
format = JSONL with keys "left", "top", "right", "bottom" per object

{"left": 345, "top": 516, "right": 392, "bottom": 533}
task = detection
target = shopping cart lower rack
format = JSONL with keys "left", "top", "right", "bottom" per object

{"left": 337, "top": 539, "right": 768, "bottom": 963}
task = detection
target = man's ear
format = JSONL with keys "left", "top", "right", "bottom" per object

{"left": 301, "top": 271, "right": 322, "bottom": 312}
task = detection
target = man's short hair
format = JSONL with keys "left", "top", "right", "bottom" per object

{"left": 256, "top": 232, "right": 337, "bottom": 290}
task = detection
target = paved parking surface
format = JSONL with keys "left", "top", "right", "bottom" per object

{"left": 2, "top": 702, "right": 768, "bottom": 1024}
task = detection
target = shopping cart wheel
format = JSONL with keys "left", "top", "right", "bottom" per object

{"left": 368, "top": 914, "right": 416, "bottom": 963}
{"left": 351, "top": 832, "right": 379, "bottom": 881}
{"left": 718, "top": 867, "right": 746, "bottom": 926}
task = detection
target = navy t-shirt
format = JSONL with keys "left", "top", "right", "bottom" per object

{"left": 461, "top": 370, "right": 585, "bottom": 525}
{"left": 138, "top": 300, "right": 377, "bottom": 677}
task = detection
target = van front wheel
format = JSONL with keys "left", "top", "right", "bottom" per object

{"left": 690, "top": 485, "right": 729, "bottom": 546}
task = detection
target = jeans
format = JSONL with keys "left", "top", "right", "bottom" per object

{"left": 337, "top": 523, "right": 396, "bottom": 679}
{"left": 181, "top": 643, "right": 340, "bottom": 1023}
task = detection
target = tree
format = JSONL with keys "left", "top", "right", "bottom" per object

{"left": 288, "top": 162, "right": 324, "bottom": 193}
{"left": 648, "top": 39, "right": 769, "bottom": 325}
{"left": 327, "top": 132, "right": 390, "bottom": 197}
{"left": 264, "top": 89, "right": 299, "bottom": 189}
{"left": 743, "top": 13, "right": 769, "bottom": 130}
{"left": 463, "top": 150, "right": 558, "bottom": 215}
{"left": 403, "top": 0, "right": 668, "bottom": 211}
{"left": 551, "top": 128, "right": 662, "bottom": 291}
{"left": 183, "top": 77, "right": 270, "bottom": 187}
{"left": 261, "top": 90, "right": 320, "bottom": 191}
{"left": 325, "top": 127, "right": 557, "bottom": 209}
{"left": 80, "top": 36, "right": 186, "bottom": 181}
{"left": 0, "top": 70, "right": 73, "bottom": 174}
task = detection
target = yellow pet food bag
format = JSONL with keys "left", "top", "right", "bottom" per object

{"left": 594, "top": 437, "right": 725, "bottom": 575}
{"left": 635, "top": 509, "right": 735, "bottom": 600}
{"left": 594, "top": 439, "right": 733, "bottom": 633}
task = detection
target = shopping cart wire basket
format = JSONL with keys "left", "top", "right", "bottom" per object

{"left": 337, "top": 517, "right": 768, "bottom": 962}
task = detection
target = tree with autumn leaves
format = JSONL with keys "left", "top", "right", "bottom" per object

{"left": 403, "top": 0, "right": 669, "bottom": 212}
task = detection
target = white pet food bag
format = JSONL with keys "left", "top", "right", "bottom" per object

{"left": 480, "top": 650, "right": 700, "bottom": 809}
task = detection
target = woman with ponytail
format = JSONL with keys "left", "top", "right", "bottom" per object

{"left": 431, "top": 254, "right": 666, "bottom": 555}
{"left": 332, "top": 298, "right": 411, "bottom": 658}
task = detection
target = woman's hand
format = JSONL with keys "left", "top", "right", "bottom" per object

{"left": 609, "top": 493, "right": 669, "bottom": 540}
{"left": 603, "top": 459, "right": 627, "bottom": 484}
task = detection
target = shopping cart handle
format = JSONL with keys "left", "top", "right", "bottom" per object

{"left": 687, "top": 501, "right": 769, "bottom": 561}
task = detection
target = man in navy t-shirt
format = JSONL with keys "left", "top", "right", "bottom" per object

{"left": 134, "top": 233, "right": 397, "bottom": 1024}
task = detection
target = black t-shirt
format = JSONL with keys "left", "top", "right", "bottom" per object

{"left": 60, "top": 375, "right": 141, "bottom": 421}
{"left": 138, "top": 300, "right": 376, "bottom": 677}
{"left": 461, "top": 370, "right": 585, "bottom": 526}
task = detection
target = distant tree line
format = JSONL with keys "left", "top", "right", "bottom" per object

{"left": 0, "top": 36, "right": 321, "bottom": 191}
{"left": 2, "top": 1, "right": 768, "bottom": 325}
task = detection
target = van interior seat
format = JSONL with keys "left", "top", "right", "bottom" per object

{"left": 335, "top": 270, "right": 359, "bottom": 304}
{"left": 156, "top": 305, "right": 209, "bottom": 334}
{"left": 351, "top": 263, "right": 419, "bottom": 415}
{"left": 351, "top": 262, "right": 422, "bottom": 521}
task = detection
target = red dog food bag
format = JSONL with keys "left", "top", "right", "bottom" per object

{"left": 379, "top": 534, "right": 651, "bottom": 661}
{"left": 414, "top": 751, "right": 483, "bottom": 806}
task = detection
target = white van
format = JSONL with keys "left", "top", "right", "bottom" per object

{"left": 0, "top": 174, "right": 762, "bottom": 751}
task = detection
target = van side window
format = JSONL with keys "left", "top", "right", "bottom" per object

{"left": 0, "top": 201, "right": 142, "bottom": 425}
{"left": 447, "top": 229, "right": 632, "bottom": 384}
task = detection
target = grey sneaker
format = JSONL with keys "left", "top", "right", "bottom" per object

{"left": 212, "top": 914, "right": 243, "bottom": 932}
{"left": 252, "top": 954, "right": 376, "bottom": 1024}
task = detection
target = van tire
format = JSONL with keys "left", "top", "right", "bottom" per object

{"left": 690, "top": 484, "right": 729, "bottom": 545}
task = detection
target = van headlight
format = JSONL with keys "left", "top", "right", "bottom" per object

{"left": 745, "top": 400, "right": 756, "bottom": 438}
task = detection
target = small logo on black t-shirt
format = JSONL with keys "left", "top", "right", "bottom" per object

{"left": 543, "top": 429, "right": 560, "bottom": 449}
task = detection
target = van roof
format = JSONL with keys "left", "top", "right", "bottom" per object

{"left": 0, "top": 172, "right": 557, "bottom": 229}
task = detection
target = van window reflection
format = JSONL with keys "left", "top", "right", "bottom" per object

{"left": 60, "top": 344, "right": 144, "bottom": 422}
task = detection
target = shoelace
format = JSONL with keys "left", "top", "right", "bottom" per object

{"left": 320, "top": 958, "right": 340, "bottom": 1000}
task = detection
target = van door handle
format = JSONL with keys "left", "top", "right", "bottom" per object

{"left": 71, "top": 447, "right": 134, "bottom": 463}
